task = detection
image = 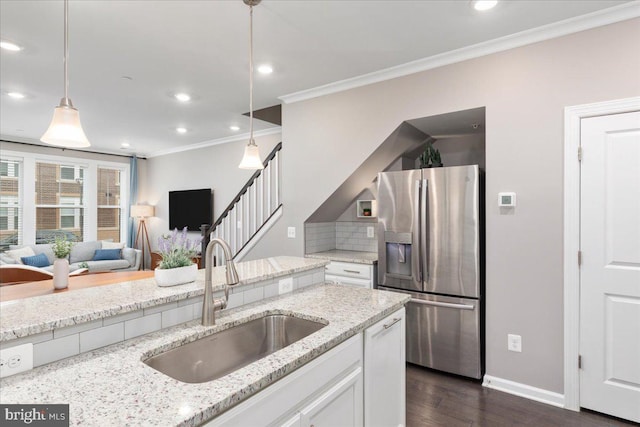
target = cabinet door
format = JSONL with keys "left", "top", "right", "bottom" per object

{"left": 364, "top": 308, "right": 406, "bottom": 427}
{"left": 299, "top": 366, "right": 363, "bottom": 427}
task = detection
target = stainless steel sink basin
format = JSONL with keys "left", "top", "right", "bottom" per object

{"left": 143, "top": 314, "right": 326, "bottom": 383}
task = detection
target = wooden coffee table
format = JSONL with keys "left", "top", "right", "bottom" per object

{"left": 0, "top": 270, "right": 154, "bottom": 302}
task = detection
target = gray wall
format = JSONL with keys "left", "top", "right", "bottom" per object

{"left": 246, "top": 19, "right": 640, "bottom": 393}
{"left": 139, "top": 133, "right": 282, "bottom": 251}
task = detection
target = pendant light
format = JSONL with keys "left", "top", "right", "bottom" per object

{"left": 41, "top": 0, "right": 90, "bottom": 148}
{"left": 238, "top": 0, "right": 264, "bottom": 170}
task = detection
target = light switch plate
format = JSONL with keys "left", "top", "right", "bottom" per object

{"left": 367, "top": 226, "right": 375, "bottom": 238}
{"left": 287, "top": 227, "right": 296, "bottom": 238}
{"left": 507, "top": 334, "right": 522, "bottom": 352}
{"left": 0, "top": 343, "right": 33, "bottom": 378}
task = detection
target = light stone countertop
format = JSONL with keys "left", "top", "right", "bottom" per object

{"left": 0, "top": 284, "right": 410, "bottom": 426}
{"left": 305, "top": 249, "right": 378, "bottom": 264}
{"left": 0, "top": 256, "right": 328, "bottom": 342}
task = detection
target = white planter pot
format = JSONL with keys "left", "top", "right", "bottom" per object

{"left": 53, "top": 258, "right": 70, "bottom": 290}
{"left": 154, "top": 264, "right": 198, "bottom": 287}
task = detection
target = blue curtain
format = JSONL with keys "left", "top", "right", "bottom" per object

{"left": 127, "top": 156, "right": 138, "bottom": 248}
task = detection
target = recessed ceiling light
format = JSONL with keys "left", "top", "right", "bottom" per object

{"left": 174, "top": 93, "right": 191, "bottom": 102}
{"left": 0, "top": 40, "right": 22, "bottom": 51}
{"left": 176, "top": 127, "right": 188, "bottom": 134}
{"left": 7, "top": 92, "right": 25, "bottom": 99}
{"left": 230, "top": 125, "right": 240, "bottom": 131}
{"left": 257, "top": 64, "right": 273, "bottom": 75}
{"left": 472, "top": 0, "right": 498, "bottom": 11}
{"left": 120, "top": 142, "right": 130, "bottom": 148}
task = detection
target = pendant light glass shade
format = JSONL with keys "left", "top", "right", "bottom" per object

{"left": 41, "top": 0, "right": 90, "bottom": 148}
{"left": 41, "top": 99, "right": 90, "bottom": 147}
{"left": 238, "top": 0, "right": 263, "bottom": 170}
{"left": 238, "top": 141, "right": 264, "bottom": 169}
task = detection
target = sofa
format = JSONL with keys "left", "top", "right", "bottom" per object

{"left": 1, "top": 241, "right": 142, "bottom": 273}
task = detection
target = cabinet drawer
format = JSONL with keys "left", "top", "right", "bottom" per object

{"left": 325, "top": 262, "right": 371, "bottom": 279}
{"left": 326, "top": 274, "right": 372, "bottom": 289}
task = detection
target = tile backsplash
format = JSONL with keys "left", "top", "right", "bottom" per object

{"left": 306, "top": 221, "right": 377, "bottom": 253}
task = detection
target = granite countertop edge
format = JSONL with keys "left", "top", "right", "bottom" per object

{"left": 0, "top": 256, "right": 329, "bottom": 342}
{"left": 305, "top": 250, "right": 378, "bottom": 265}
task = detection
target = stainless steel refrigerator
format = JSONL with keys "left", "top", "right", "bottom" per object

{"left": 377, "top": 165, "right": 483, "bottom": 379}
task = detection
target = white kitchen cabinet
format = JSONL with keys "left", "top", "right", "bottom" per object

{"left": 205, "top": 308, "right": 405, "bottom": 427}
{"left": 299, "top": 366, "right": 363, "bottom": 427}
{"left": 205, "top": 334, "right": 363, "bottom": 427}
{"left": 325, "top": 261, "right": 375, "bottom": 289}
{"left": 364, "top": 308, "right": 406, "bottom": 427}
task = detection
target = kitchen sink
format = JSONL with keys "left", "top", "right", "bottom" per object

{"left": 143, "top": 314, "right": 327, "bottom": 383}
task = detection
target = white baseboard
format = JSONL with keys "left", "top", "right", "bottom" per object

{"left": 482, "top": 375, "right": 565, "bottom": 408}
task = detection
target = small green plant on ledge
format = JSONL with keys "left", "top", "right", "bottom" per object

{"left": 51, "top": 236, "right": 73, "bottom": 259}
{"left": 419, "top": 141, "right": 443, "bottom": 168}
{"left": 157, "top": 227, "right": 202, "bottom": 269}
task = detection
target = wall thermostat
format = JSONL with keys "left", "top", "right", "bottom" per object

{"left": 498, "top": 192, "right": 516, "bottom": 207}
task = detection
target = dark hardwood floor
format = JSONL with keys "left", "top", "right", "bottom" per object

{"left": 406, "top": 364, "right": 638, "bottom": 427}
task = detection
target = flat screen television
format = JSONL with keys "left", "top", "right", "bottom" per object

{"left": 169, "top": 188, "right": 212, "bottom": 231}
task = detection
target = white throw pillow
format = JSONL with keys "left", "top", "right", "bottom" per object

{"left": 5, "top": 246, "right": 36, "bottom": 264}
{"left": 102, "top": 241, "right": 125, "bottom": 250}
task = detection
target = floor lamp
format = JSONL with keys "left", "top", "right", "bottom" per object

{"left": 131, "top": 205, "right": 154, "bottom": 270}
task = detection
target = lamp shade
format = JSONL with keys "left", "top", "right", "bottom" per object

{"left": 238, "top": 144, "right": 264, "bottom": 170}
{"left": 41, "top": 103, "right": 90, "bottom": 148}
{"left": 131, "top": 204, "right": 155, "bottom": 218}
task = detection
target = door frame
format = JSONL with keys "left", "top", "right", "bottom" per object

{"left": 563, "top": 96, "right": 640, "bottom": 411}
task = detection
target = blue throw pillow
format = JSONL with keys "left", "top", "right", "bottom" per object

{"left": 92, "top": 249, "right": 122, "bottom": 261}
{"left": 21, "top": 253, "right": 50, "bottom": 268}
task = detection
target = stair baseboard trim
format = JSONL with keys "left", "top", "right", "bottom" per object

{"left": 482, "top": 375, "right": 565, "bottom": 409}
{"left": 234, "top": 205, "right": 283, "bottom": 262}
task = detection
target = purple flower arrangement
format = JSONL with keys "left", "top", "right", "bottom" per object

{"left": 156, "top": 227, "right": 203, "bottom": 269}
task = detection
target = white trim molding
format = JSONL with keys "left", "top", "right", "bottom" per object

{"left": 280, "top": 2, "right": 640, "bottom": 104}
{"left": 483, "top": 375, "right": 565, "bottom": 408}
{"left": 563, "top": 96, "right": 640, "bottom": 412}
{"left": 234, "top": 205, "right": 283, "bottom": 262}
{"left": 146, "top": 127, "right": 282, "bottom": 158}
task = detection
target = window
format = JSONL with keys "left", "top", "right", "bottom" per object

{"left": 60, "top": 166, "right": 83, "bottom": 181}
{"left": 0, "top": 160, "right": 22, "bottom": 250}
{"left": 1, "top": 152, "right": 129, "bottom": 249}
{"left": 1, "top": 161, "right": 19, "bottom": 178}
{"left": 35, "top": 162, "right": 85, "bottom": 242}
{"left": 97, "top": 167, "right": 122, "bottom": 242}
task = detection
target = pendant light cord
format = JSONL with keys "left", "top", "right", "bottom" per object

{"left": 63, "top": 0, "right": 69, "bottom": 104}
{"left": 249, "top": 4, "right": 254, "bottom": 145}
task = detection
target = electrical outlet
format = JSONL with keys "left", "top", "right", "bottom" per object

{"left": 0, "top": 343, "right": 33, "bottom": 378}
{"left": 278, "top": 277, "right": 293, "bottom": 294}
{"left": 508, "top": 334, "right": 522, "bottom": 352}
{"left": 287, "top": 227, "right": 296, "bottom": 238}
{"left": 367, "top": 226, "right": 375, "bottom": 238}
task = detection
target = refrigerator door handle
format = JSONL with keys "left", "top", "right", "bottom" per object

{"left": 410, "top": 298, "right": 475, "bottom": 311}
{"left": 413, "top": 180, "right": 422, "bottom": 283}
{"left": 421, "top": 178, "right": 429, "bottom": 283}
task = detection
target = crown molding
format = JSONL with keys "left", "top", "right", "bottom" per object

{"left": 146, "top": 127, "right": 282, "bottom": 158}
{"left": 279, "top": 1, "right": 640, "bottom": 104}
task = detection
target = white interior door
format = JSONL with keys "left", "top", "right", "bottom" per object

{"left": 580, "top": 110, "right": 640, "bottom": 422}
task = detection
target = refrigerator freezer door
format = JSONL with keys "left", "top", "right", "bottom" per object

{"left": 422, "top": 165, "right": 480, "bottom": 298}
{"left": 377, "top": 169, "right": 423, "bottom": 292}
{"left": 380, "top": 287, "right": 482, "bottom": 379}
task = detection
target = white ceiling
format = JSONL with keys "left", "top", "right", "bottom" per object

{"left": 0, "top": 0, "right": 634, "bottom": 157}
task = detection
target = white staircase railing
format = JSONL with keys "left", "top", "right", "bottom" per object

{"left": 209, "top": 142, "right": 282, "bottom": 262}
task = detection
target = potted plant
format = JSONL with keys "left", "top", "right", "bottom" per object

{"left": 419, "top": 142, "right": 443, "bottom": 168}
{"left": 155, "top": 227, "right": 203, "bottom": 287}
{"left": 51, "top": 236, "right": 73, "bottom": 289}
